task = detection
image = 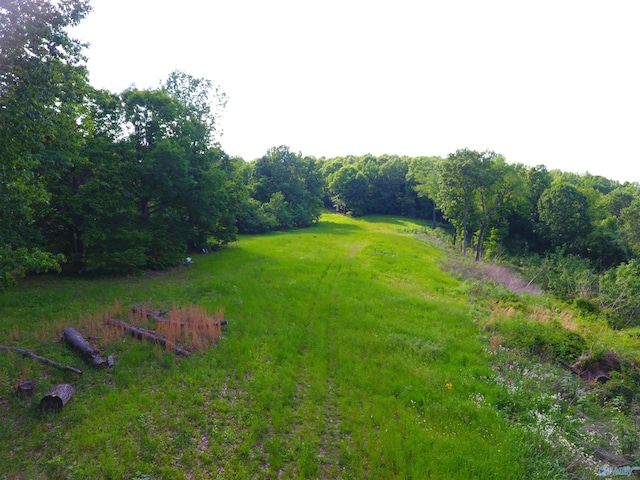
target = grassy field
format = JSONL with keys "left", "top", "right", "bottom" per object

{"left": 0, "top": 213, "right": 595, "bottom": 479}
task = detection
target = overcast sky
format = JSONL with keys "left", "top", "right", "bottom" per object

{"left": 71, "top": 0, "right": 640, "bottom": 183}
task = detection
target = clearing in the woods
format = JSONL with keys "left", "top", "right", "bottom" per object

{"left": 0, "top": 213, "right": 619, "bottom": 478}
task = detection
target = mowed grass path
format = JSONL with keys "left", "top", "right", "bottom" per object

{"left": 1, "top": 214, "right": 538, "bottom": 479}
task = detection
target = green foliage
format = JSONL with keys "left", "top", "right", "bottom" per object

{"left": 620, "top": 198, "right": 640, "bottom": 256}
{"left": 31, "top": 72, "right": 240, "bottom": 274}
{"left": 243, "top": 146, "right": 323, "bottom": 230}
{"left": 0, "top": 0, "right": 90, "bottom": 289}
{"left": 495, "top": 318, "right": 586, "bottom": 362}
{"left": 325, "top": 164, "right": 369, "bottom": 215}
{"left": 321, "top": 154, "right": 436, "bottom": 219}
{"left": 599, "top": 259, "right": 640, "bottom": 327}
{"left": 583, "top": 217, "right": 629, "bottom": 268}
{"left": 0, "top": 247, "right": 64, "bottom": 289}
{"left": 573, "top": 297, "right": 600, "bottom": 316}
{"left": 537, "top": 183, "right": 592, "bottom": 252}
{"left": 432, "top": 149, "right": 481, "bottom": 255}
{"left": 236, "top": 198, "right": 278, "bottom": 233}
{"left": 421, "top": 148, "right": 525, "bottom": 260}
{"left": 537, "top": 248, "right": 597, "bottom": 299}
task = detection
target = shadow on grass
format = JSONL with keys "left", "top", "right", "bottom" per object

{"left": 306, "top": 221, "right": 362, "bottom": 235}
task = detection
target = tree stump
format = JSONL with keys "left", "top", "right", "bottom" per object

{"left": 40, "top": 384, "right": 75, "bottom": 412}
{"left": 16, "top": 381, "right": 35, "bottom": 397}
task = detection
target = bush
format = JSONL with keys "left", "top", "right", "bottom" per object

{"left": 574, "top": 297, "right": 600, "bottom": 316}
{"left": 495, "top": 318, "right": 586, "bottom": 362}
{"left": 538, "top": 249, "right": 597, "bottom": 300}
{"left": 599, "top": 259, "right": 640, "bottom": 327}
{"left": 237, "top": 198, "right": 278, "bottom": 233}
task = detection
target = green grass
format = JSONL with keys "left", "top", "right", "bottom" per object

{"left": 0, "top": 213, "right": 582, "bottom": 478}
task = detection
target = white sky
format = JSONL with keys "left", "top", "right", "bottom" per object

{"left": 71, "top": 0, "right": 640, "bottom": 184}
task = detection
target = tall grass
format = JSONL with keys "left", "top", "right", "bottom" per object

{"left": 0, "top": 213, "right": 595, "bottom": 478}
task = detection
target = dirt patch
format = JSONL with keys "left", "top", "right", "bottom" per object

{"left": 444, "top": 257, "right": 543, "bottom": 295}
{"left": 478, "top": 263, "right": 543, "bottom": 295}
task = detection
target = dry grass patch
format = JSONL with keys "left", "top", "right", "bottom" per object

{"left": 121, "top": 303, "right": 225, "bottom": 353}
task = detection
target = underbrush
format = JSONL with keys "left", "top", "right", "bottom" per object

{"left": 418, "top": 230, "right": 640, "bottom": 476}
{"left": 474, "top": 278, "right": 640, "bottom": 475}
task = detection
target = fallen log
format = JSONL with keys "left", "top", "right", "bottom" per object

{"left": 131, "top": 305, "right": 228, "bottom": 327}
{"left": 106, "top": 318, "right": 191, "bottom": 356}
{"left": 63, "top": 327, "right": 110, "bottom": 368}
{"left": 0, "top": 345, "right": 83, "bottom": 375}
{"left": 40, "top": 384, "right": 75, "bottom": 412}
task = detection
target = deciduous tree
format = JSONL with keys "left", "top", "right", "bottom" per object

{"left": 0, "top": 0, "right": 90, "bottom": 287}
{"left": 537, "top": 183, "right": 592, "bottom": 252}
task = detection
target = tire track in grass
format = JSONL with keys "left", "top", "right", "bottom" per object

{"left": 317, "top": 262, "right": 343, "bottom": 479}
{"left": 287, "top": 260, "right": 344, "bottom": 479}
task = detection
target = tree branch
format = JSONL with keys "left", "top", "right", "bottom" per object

{"left": 0, "top": 345, "right": 83, "bottom": 375}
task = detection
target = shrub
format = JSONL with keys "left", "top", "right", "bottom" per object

{"left": 495, "top": 318, "right": 586, "bottom": 362}
{"left": 599, "top": 259, "right": 640, "bottom": 327}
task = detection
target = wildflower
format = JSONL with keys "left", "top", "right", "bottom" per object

{"left": 445, "top": 382, "right": 453, "bottom": 390}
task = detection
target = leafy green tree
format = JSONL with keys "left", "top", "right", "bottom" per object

{"left": 537, "top": 183, "right": 592, "bottom": 252}
{"left": 326, "top": 164, "right": 369, "bottom": 216}
{"left": 620, "top": 199, "right": 640, "bottom": 257}
{"left": 602, "top": 186, "right": 639, "bottom": 218}
{"left": 496, "top": 165, "right": 546, "bottom": 255}
{"left": 527, "top": 165, "right": 552, "bottom": 223}
{"left": 0, "top": 0, "right": 90, "bottom": 287}
{"left": 102, "top": 73, "right": 236, "bottom": 269}
{"left": 321, "top": 155, "right": 433, "bottom": 219}
{"left": 433, "top": 149, "right": 484, "bottom": 256}
{"left": 35, "top": 72, "right": 238, "bottom": 274}
{"left": 583, "top": 217, "right": 629, "bottom": 269}
{"left": 408, "top": 156, "right": 441, "bottom": 228}
{"left": 247, "top": 146, "right": 324, "bottom": 229}
{"left": 473, "top": 156, "right": 524, "bottom": 261}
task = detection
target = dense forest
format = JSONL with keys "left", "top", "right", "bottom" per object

{"left": 3, "top": 0, "right": 640, "bottom": 326}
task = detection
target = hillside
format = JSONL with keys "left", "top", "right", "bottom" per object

{"left": 0, "top": 213, "right": 625, "bottom": 478}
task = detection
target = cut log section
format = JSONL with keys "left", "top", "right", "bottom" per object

{"left": 0, "top": 345, "right": 82, "bottom": 375}
{"left": 106, "top": 318, "right": 191, "bottom": 356}
{"left": 63, "top": 327, "right": 110, "bottom": 368}
{"left": 40, "top": 384, "right": 75, "bottom": 412}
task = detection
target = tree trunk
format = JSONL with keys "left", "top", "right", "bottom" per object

{"left": 131, "top": 306, "right": 228, "bottom": 327}
{"left": 63, "top": 327, "right": 110, "bottom": 368}
{"left": 475, "top": 224, "right": 486, "bottom": 261}
{"left": 462, "top": 200, "right": 469, "bottom": 256}
{"left": 105, "top": 318, "right": 191, "bottom": 356}
{"left": 431, "top": 199, "right": 437, "bottom": 229}
{"left": 40, "top": 384, "right": 75, "bottom": 412}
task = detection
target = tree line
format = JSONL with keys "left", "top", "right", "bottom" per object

{"left": 4, "top": 0, "right": 640, "bottom": 326}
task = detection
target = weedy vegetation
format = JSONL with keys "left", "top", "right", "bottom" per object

{"left": 1, "top": 213, "right": 639, "bottom": 479}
